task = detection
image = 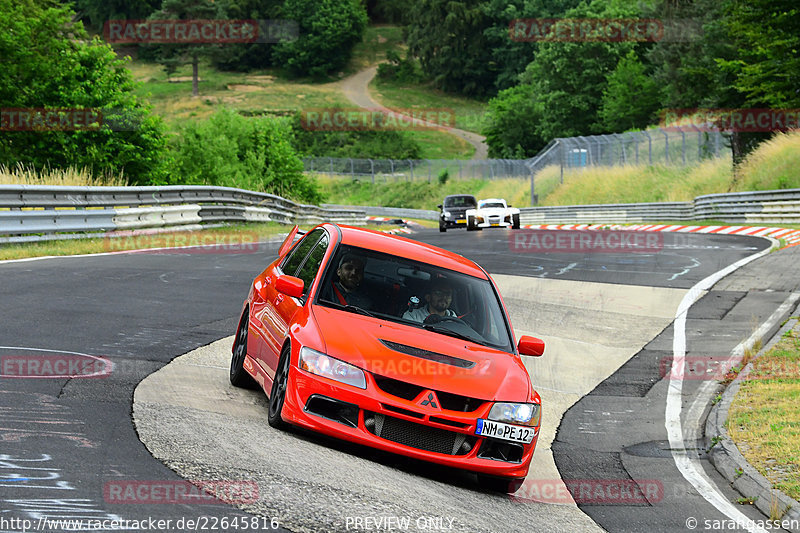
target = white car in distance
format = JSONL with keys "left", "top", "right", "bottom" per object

{"left": 466, "top": 198, "right": 521, "bottom": 231}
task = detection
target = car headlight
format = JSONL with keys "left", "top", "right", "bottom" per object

{"left": 443, "top": 211, "right": 452, "bottom": 218}
{"left": 298, "top": 347, "right": 366, "bottom": 389}
{"left": 488, "top": 402, "right": 540, "bottom": 426}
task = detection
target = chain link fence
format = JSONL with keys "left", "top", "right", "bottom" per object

{"left": 302, "top": 157, "right": 533, "bottom": 182}
{"left": 304, "top": 128, "right": 730, "bottom": 207}
{"left": 528, "top": 128, "right": 728, "bottom": 182}
{"left": 304, "top": 127, "right": 728, "bottom": 182}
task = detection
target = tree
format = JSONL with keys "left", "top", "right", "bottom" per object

{"left": 482, "top": 83, "right": 547, "bottom": 158}
{"left": 405, "top": 0, "right": 495, "bottom": 97}
{"left": 72, "top": 0, "right": 161, "bottom": 33}
{"left": 0, "top": 0, "right": 168, "bottom": 184}
{"left": 272, "top": 0, "right": 367, "bottom": 78}
{"left": 598, "top": 50, "right": 661, "bottom": 132}
{"left": 211, "top": 0, "right": 283, "bottom": 71}
{"left": 721, "top": 0, "right": 800, "bottom": 108}
{"left": 147, "top": 0, "right": 223, "bottom": 97}
{"left": 171, "top": 109, "right": 322, "bottom": 203}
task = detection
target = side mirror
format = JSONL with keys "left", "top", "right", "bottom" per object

{"left": 518, "top": 335, "right": 545, "bottom": 357}
{"left": 437, "top": 204, "right": 443, "bottom": 209}
{"left": 275, "top": 275, "right": 304, "bottom": 299}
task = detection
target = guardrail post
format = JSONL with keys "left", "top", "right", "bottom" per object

{"left": 370, "top": 159, "right": 375, "bottom": 184}
{"left": 408, "top": 159, "right": 414, "bottom": 181}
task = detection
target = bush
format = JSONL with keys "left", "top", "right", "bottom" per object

{"left": 272, "top": 0, "right": 368, "bottom": 78}
{"left": 289, "top": 113, "right": 422, "bottom": 159}
{"left": 377, "top": 50, "right": 424, "bottom": 84}
{"left": 0, "top": 0, "right": 169, "bottom": 184}
{"left": 170, "top": 108, "right": 322, "bottom": 203}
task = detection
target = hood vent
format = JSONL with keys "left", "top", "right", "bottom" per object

{"left": 379, "top": 339, "right": 475, "bottom": 369}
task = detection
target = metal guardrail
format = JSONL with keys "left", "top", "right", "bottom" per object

{"left": 3, "top": 186, "right": 799, "bottom": 244}
{"left": 0, "top": 185, "right": 365, "bottom": 243}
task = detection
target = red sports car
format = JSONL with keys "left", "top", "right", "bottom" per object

{"left": 230, "top": 223, "right": 545, "bottom": 492}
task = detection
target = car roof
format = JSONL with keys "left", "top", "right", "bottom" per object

{"left": 444, "top": 194, "right": 476, "bottom": 199}
{"left": 479, "top": 198, "right": 505, "bottom": 203}
{"left": 328, "top": 224, "right": 488, "bottom": 279}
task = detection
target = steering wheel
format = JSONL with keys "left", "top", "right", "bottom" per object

{"left": 423, "top": 314, "right": 466, "bottom": 325}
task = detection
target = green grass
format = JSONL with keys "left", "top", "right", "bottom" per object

{"left": 317, "top": 176, "right": 531, "bottom": 209}
{"left": 408, "top": 129, "right": 475, "bottom": 159}
{"left": 370, "top": 77, "right": 488, "bottom": 134}
{"left": 727, "top": 323, "right": 800, "bottom": 501}
{"left": 128, "top": 59, "right": 350, "bottom": 126}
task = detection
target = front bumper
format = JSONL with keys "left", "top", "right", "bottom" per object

{"left": 281, "top": 364, "right": 538, "bottom": 479}
{"left": 473, "top": 214, "right": 513, "bottom": 227}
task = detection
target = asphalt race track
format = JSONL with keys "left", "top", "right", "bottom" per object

{"left": 1, "top": 226, "right": 797, "bottom": 532}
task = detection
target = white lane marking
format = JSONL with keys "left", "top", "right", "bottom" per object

{"left": 665, "top": 238, "right": 780, "bottom": 533}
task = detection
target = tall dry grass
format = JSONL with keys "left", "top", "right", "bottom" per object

{"left": 733, "top": 130, "right": 800, "bottom": 192}
{"left": 0, "top": 165, "right": 127, "bottom": 186}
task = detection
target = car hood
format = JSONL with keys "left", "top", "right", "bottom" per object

{"left": 312, "top": 306, "right": 531, "bottom": 402}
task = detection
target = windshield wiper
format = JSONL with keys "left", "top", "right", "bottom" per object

{"left": 324, "top": 301, "right": 377, "bottom": 318}
{"left": 422, "top": 323, "right": 481, "bottom": 344}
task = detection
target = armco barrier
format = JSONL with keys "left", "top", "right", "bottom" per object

{"left": 3, "top": 186, "right": 800, "bottom": 243}
{"left": 0, "top": 185, "right": 365, "bottom": 243}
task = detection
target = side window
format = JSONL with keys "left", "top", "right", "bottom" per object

{"left": 296, "top": 233, "right": 329, "bottom": 296}
{"left": 281, "top": 229, "right": 322, "bottom": 275}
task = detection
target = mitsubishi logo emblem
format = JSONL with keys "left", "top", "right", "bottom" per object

{"left": 420, "top": 392, "right": 438, "bottom": 409}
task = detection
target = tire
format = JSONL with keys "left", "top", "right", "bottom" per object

{"left": 267, "top": 345, "right": 291, "bottom": 429}
{"left": 439, "top": 221, "right": 447, "bottom": 232}
{"left": 512, "top": 213, "right": 520, "bottom": 230}
{"left": 466, "top": 216, "right": 476, "bottom": 231}
{"left": 230, "top": 310, "right": 258, "bottom": 389}
{"left": 477, "top": 474, "right": 524, "bottom": 494}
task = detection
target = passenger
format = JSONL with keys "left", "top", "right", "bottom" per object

{"left": 403, "top": 280, "right": 457, "bottom": 323}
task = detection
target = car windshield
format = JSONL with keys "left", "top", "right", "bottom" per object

{"left": 444, "top": 196, "right": 476, "bottom": 208}
{"left": 480, "top": 202, "right": 505, "bottom": 209}
{"left": 316, "top": 244, "right": 515, "bottom": 353}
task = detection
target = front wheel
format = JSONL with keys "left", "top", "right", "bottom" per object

{"left": 512, "top": 213, "right": 520, "bottom": 229}
{"left": 230, "top": 310, "right": 258, "bottom": 389}
{"left": 439, "top": 221, "right": 447, "bottom": 232}
{"left": 268, "top": 345, "right": 291, "bottom": 429}
{"left": 467, "top": 216, "right": 477, "bottom": 231}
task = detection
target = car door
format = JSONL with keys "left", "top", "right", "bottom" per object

{"left": 263, "top": 229, "right": 329, "bottom": 373}
{"left": 254, "top": 229, "right": 322, "bottom": 372}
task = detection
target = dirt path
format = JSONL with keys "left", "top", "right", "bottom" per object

{"left": 339, "top": 66, "right": 488, "bottom": 160}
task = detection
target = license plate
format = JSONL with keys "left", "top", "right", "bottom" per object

{"left": 456, "top": 218, "right": 466, "bottom": 224}
{"left": 491, "top": 223, "right": 500, "bottom": 227}
{"left": 475, "top": 419, "right": 534, "bottom": 444}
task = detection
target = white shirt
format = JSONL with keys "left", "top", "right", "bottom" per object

{"left": 402, "top": 306, "right": 457, "bottom": 323}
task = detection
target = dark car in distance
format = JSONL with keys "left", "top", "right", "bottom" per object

{"left": 439, "top": 194, "right": 478, "bottom": 232}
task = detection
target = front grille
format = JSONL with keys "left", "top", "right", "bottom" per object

{"left": 374, "top": 376, "right": 424, "bottom": 400}
{"left": 364, "top": 412, "right": 475, "bottom": 456}
{"left": 373, "top": 375, "right": 487, "bottom": 413}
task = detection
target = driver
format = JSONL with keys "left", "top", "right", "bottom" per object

{"left": 330, "top": 253, "right": 372, "bottom": 309}
{"left": 403, "top": 279, "right": 457, "bottom": 323}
